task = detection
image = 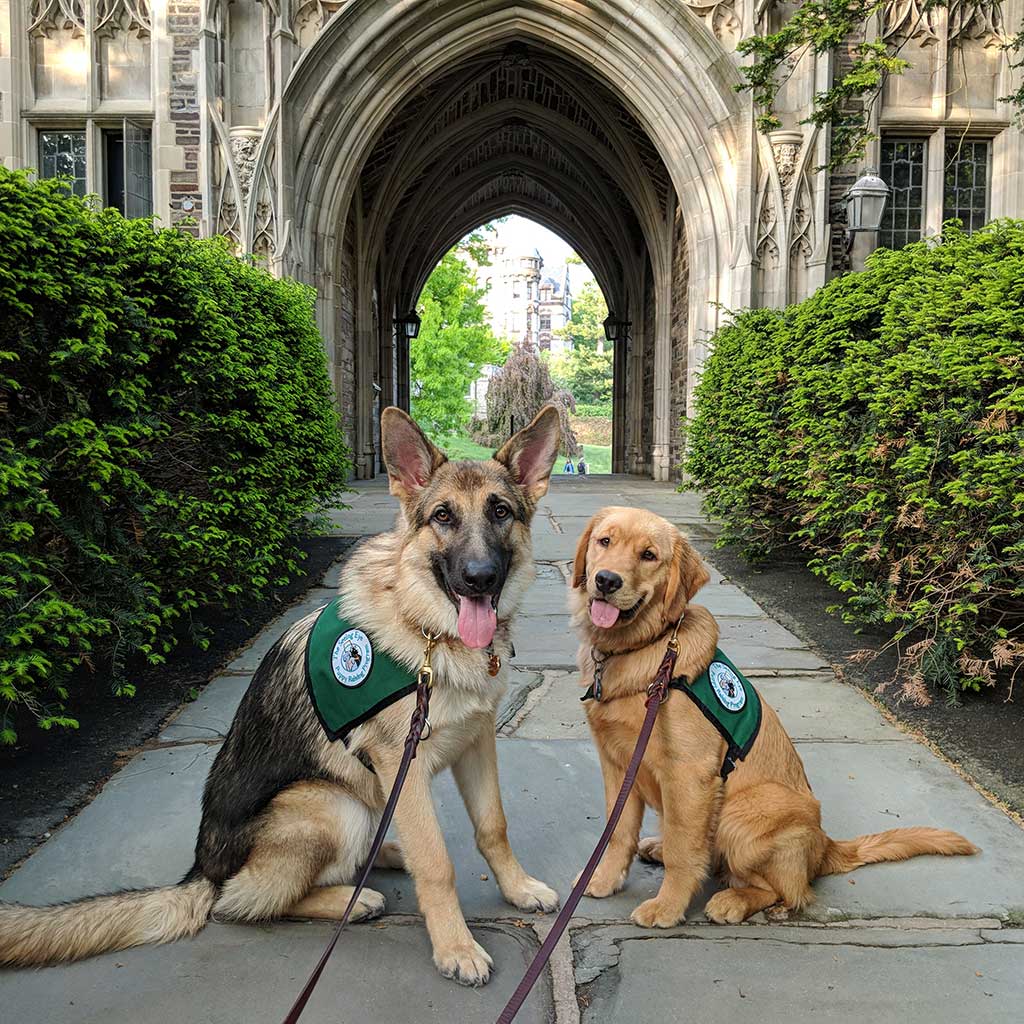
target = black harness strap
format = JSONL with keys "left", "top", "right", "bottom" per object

{"left": 666, "top": 677, "right": 744, "bottom": 778}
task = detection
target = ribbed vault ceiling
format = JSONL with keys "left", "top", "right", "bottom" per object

{"left": 358, "top": 42, "right": 673, "bottom": 314}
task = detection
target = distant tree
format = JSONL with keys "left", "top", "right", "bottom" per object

{"left": 556, "top": 278, "right": 608, "bottom": 352}
{"left": 472, "top": 341, "right": 581, "bottom": 458}
{"left": 551, "top": 278, "right": 613, "bottom": 405}
{"left": 411, "top": 236, "right": 507, "bottom": 438}
{"left": 550, "top": 345, "right": 613, "bottom": 405}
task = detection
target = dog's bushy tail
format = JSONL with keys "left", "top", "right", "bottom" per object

{"left": 819, "top": 827, "right": 979, "bottom": 876}
{"left": 0, "top": 877, "right": 217, "bottom": 967}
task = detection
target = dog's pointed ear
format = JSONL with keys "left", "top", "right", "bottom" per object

{"left": 381, "top": 407, "right": 447, "bottom": 501}
{"left": 494, "top": 404, "right": 561, "bottom": 502}
{"left": 572, "top": 511, "right": 603, "bottom": 589}
{"left": 664, "top": 532, "right": 710, "bottom": 618}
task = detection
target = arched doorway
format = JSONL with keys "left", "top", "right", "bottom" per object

{"left": 269, "top": 0, "right": 748, "bottom": 479}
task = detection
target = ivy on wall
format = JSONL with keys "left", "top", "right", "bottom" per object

{"left": 738, "top": 1, "right": 1018, "bottom": 169}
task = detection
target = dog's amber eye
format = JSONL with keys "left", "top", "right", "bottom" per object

{"left": 432, "top": 508, "right": 452, "bottom": 524}
{"left": 494, "top": 503, "right": 511, "bottom": 520}
{"left": 597, "top": 537, "right": 611, "bottom": 547}
{"left": 641, "top": 549, "right": 657, "bottom": 561}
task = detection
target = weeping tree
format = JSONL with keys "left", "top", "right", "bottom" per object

{"left": 472, "top": 341, "right": 581, "bottom": 459}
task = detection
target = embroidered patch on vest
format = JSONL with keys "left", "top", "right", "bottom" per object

{"left": 669, "top": 648, "right": 763, "bottom": 778}
{"left": 708, "top": 660, "right": 746, "bottom": 712}
{"left": 331, "top": 628, "right": 373, "bottom": 687}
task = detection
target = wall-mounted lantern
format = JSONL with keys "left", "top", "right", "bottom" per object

{"left": 843, "top": 171, "right": 889, "bottom": 251}
{"left": 395, "top": 311, "right": 421, "bottom": 340}
{"left": 603, "top": 316, "right": 631, "bottom": 343}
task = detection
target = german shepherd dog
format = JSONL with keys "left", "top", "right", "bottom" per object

{"left": 0, "top": 407, "right": 562, "bottom": 986}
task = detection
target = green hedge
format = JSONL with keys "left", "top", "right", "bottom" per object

{"left": 1, "top": 169, "right": 350, "bottom": 741}
{"left": 686, "top": 222, "right": 1024, "bottom": 703}
{"left": 574, "top": 401, "right": 613, "bottom": 419}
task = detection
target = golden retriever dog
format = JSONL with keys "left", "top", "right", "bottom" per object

{"left": 569, "top": 506, "right": 978, "bottom": 927}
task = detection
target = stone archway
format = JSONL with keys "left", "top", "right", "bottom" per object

{"left": 273, "top": 0, "right": 751, "bottom": 479}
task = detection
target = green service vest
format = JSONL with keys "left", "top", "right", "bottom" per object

{"left": 668, "top": 649, "right": 762, "bottom": 778}
{"left": 304, "top": 598, "right": 417, "bottom": 741}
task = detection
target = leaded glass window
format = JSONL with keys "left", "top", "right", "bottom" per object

{"left": 879, "top": 138, "right": 926, "bottom": 250}
{"left": 943, "top": 139, "right": 989, "bottom": 234}
{"left": 39, "top": 131, "right": 87, "bottom": 197}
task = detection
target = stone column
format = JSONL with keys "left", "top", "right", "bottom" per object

{"left": 648, "top": 213, "right": 675, "bottom": 482}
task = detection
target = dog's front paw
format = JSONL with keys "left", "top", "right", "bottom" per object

{"left": 503, "top": 875, "right": 559, "bottom": 914}
{"left": 704, "top": 889, "right": 752, "bottom": 925}
{"left": 636, "top": 836, "right": 663, "bottom": 864}
{"left": 434, "top": 940, "right": 494, "bottom": 987}
{"left": 348, "top": 887, "right": 386, "bottom": 922}
{"left": 630, "top": 897, "right": 685, "bottom": 929}
{"left": 574, "top": 866, "right": 627, "bottom": 899}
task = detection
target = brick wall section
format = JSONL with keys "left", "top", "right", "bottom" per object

{"left": 640, "top": 264, "right": 655, "bottom": 477}
{"left": 168, "top": 1, "right": 203, "bottom": 233}
{"left": 828, "top": 31, "right": 868, "bottom": 275}
{"left": 336, "top": 211, "right": 357, "bottom": 447}
{"left": 669, "top": 205, "right": 688, "bottom": 477}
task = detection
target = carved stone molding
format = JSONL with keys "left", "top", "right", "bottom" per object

{"left": 948, "top": 0, "right": 1005, "bottom": 46}
{"left": 95, "top": 0, "right": 152, "bottom": 38}
{"left": 229, "top": 127, "right": 262, "bottom": 203}
{"left": 293, "top": 0, "right": 348, "bottom": 49}
{"left": 29, "top": 0, "right": 85, "bottom": 36}
{"left": 882, "top": 0, "right": 940, "bottom": 44}
{"left": 769, "top": 130, "right": 803, "bottom": 208}
{"left": 681, "top": 0, "right": 740, "bottom": 42}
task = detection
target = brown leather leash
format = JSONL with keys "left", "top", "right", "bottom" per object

{"left": 280, "top": 631, "right": 439, "bottom": 1024}
{"left": 495, "top": 630, "right": 682, "bottom": 1024}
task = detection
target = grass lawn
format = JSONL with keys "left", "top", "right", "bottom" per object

{"left": 436, "top": 434, "right": 612, "bottom": 474}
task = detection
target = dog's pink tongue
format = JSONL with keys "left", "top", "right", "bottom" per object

{"left": 590, "top": 600, "right": 621, "bottom": 628}
{"left": 457, "top": 596, "right": 497, "bottom": 649}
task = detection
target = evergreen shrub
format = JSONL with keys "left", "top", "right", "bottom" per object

{"left": 686, "top": 222, "right": 1024, "bottom": 703}
{"left": 0, "top": 169, "right": 349, "bottom": 740}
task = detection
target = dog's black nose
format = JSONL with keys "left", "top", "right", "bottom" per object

{"left": 595, "top": 570, "right": 623, "bottom": 595}
{"left": 462, "top": 559, "right": 500, "bottom": 594}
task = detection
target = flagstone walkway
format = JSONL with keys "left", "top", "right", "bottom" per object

{"left": 2, "top": 476, "right": 1023, "bottom": 1023}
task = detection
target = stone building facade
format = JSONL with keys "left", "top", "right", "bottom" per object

{"left": 481, "top": 241, "right": 572, "bottom": 355}
{"left": 2, "top": 1, "right": 1022, "bottom": 479}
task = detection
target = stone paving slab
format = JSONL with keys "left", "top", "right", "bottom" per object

{"left": 511, "top": 614, "right": 579, "bottom": 668}
{"left": 510, "top": 670, "right": 897, "bottom": 744}
{"left": 0, "top": 921, "right": 550, "bottom": 1024}
{"left": 573, "top": 924, "right": 1024, "bottom": 1024}
{"left": 224, "top": 588, "right": 335, "bottom": 673}
{"left": 159, "top": 673, "right": 251, "bottom": 742}
{"left": 0, "top": 744, "right": 215, "bottom": 904}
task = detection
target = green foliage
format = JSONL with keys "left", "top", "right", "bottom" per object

{"left": 686, "top": 221, "right": 1024, "bottom": 704}
{"left": 550, "top": 346, "right": 614, "bottom": 405}
{"left": 0, "top": 168, "right": 349, "bottom": 740}
{"left": 575, "top": 402, "right": 614, "bottom": 419}
{"left": 411, "top": 240, "right": 507, "bottom": 438}
{"left": 551, "top": 279, "right": 613, "bottom": 405}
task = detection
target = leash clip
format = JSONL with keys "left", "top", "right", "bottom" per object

{"left": 418, "top": 628, "right": 441, "bottom": 689}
